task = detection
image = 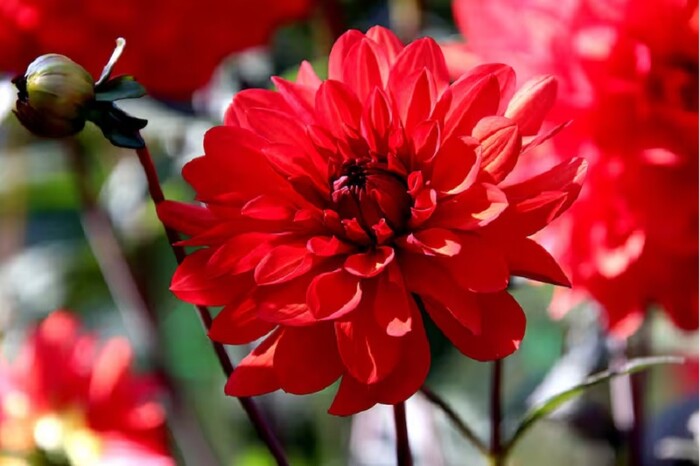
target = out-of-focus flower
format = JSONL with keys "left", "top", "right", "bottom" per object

{"left": 0, "top": 311, "right": 173, "bottom": 465}
{"left": 0, "top": 0, "right": 313, "bottom": 101}
{"left": 450, "top": 0, "right": 699, "bottom": 337}
{"left": 159, "top": 26, "right": 586, "bottom": 415}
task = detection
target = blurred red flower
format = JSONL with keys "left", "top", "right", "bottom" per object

{"left": 0, "top": 311, "right": 173, "bottom": 465}
{"left": 159, "top": 26, "right": 586, "bottom": 414}
{"left": 0, "top": 0, "right": 312, "bottom": 100}
{"left": 450, "top": 0, "right": 699, "bottom": 337}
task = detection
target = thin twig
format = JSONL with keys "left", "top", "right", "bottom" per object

{"left": 490, "top": 359, "right": 504, "bottom": 466}
{"left": 393, "top": 401, "right": 413, "bottom": 466}
{"left": 133, "top": 143, "right": 289, "bottom": 466}
{"left": 67, "top": 142, "right": 221, "bottom": 466}
{"left": 419, "top": 386, "right": 489, "bottom": 456}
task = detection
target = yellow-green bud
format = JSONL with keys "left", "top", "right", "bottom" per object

{"left": 13, "top": 54, "right": 95, "bottom": 138}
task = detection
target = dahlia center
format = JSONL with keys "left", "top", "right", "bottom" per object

{"left": 330, "top": 158, "right": 411, "bottom": 235}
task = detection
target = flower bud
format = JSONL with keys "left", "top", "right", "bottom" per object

{"left": 13, "top": 54, "right": 95, "bottom": 138}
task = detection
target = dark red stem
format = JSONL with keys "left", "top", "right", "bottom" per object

{"left": 490, "top": 359, "right": 503, "bottom": 466}
{"left": 134, "top": 144, "right": 289, "bottom": 466}
{"left": 393, "top": 401, "right": 413, "bottom": 466}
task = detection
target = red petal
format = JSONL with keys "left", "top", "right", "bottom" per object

{"left": 335, "top": 303, "right": 401, "bottom": 384}
{"left": 208, "top": 233, "right": 278, "bottom": 275}
{"left": 498, "top": 157, "right": 587, "bottom": 236}
{"left": 271, "top": 76, "right": 316, "bottom": 125}
{"left": 398, "top": 228, "right": 462, "bottom": 256}
{"left": 225, "top": 89, "right": 290, "bottom": 127}
{"left": 427, "top": 290, "right": 525, "bottom": 361}
{"left": 254, "top": 244, "right": 315, "bottom": 285}
{"left": 273, "top": 325, "right": 343, "bottom": 394}
{"left": 373, "top": 264, "right": 413, "bottom": 336}
{"left": 241, "top": 194, "right": 296, "bottom": 221}
{"left": 307, "top": 269, "right": 363, "bottom": 320}
{"left": 430, "top": 136, "right": 481, "bottom": 195}
{"left": 441, "top": 234, "right": 509, "bottom": 292}
{"left": 400, "top": 253, "right": 481, "bottom": 335}
{"left": 373, "top": 322, "right": 430, "bottom": 405}
{"left": 505, "top": 238, "right": 570, "bottom": 287}
{"left": 328, "top": 375, "right": 376, "bottom": 416}
{"left": 257, "top": 277, "right": 317, "bottom": 326}
{"left": 393, "top": 69, "right": 437, "bottom": 134}
{"left": 209, "top": 298, "right": 275, "bottom": 345}
{"left": 443, "top": 73, "right": 500, "bottom": 140}
{"left": 315, "top": 80, "right": 363, "bottom": 138}
{"left": 344, "top": 246, "right": 395, "bottom": 278}
{"left": 296, "top": 60, "right": 322, "bottom": 88}
{"left": 307, "top": 235, "right": 356, "bottom": 257}
{"left": 366, "top": 26, "right": 404, "bottom": 64}
{"left": 328, "top": 30, "right": 365, "bottom": 81}
{"left": 505, "top": 75, "right": 557, "bottom": 136}
{"left": 473, "top": 116, "right": 521, "bottom": 183}
{"left": 342, "top": 38, "right": 385, "bottom": 103}
{"left": 389, "top": 37, "right": 450, "bottom": 95}
{"left": 156, "top": 201, "right": 216, "bottom": 236}
{"left": 170, "top": 249, "right": 242, "bottom": 306}
{"left": 245, "top": 107, "right": 312, "bottom": 149}
{"left": 225, "top": 329, "right": 282, "bottom": 397}
{"left": 428, "top": 183, "right": 508, "bottom": 231}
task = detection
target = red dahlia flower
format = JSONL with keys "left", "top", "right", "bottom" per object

{"left": 450, "top": 0, "right": 699, "bottom": 337}
{"left": 0, "top": 311, "right": 173, "bottom": 465}
{"left": 0, "top": 0, "right": 312, "bottom": 100}
{"left": 159, "top": 26, "right": 586, "bottom": 415}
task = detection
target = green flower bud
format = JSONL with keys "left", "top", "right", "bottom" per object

{"left": 13, "top": 54, "right": 95, "bottom": 138}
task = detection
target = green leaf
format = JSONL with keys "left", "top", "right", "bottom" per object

{"left": 95, "top": 75, "right": 147, "bottom": 102}
{"left": 505, "top": 356, "right": 684, "bottom": 453}
{"left": 86, "top": 102, "right": 147, "bottom": 149}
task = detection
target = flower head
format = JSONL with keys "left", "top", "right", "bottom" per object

{"left": 13, "top": 54, "right": 95, "bottom": 138}
{"left": 450, "top": 0, "right": 699, "bottom": 337}
{"left": 0, "top": 311, "right": 173, "bottom": 465}
{"left": 160, "top": 26, "right": 586, "bottom": 414}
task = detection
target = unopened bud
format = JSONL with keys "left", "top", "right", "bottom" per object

{"left": 13, "top": 54, "right": 95, "bottom": 138}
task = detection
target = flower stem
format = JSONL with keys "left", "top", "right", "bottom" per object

{"left": 419, "top": 386, "right": 489, "bottom": 456}
{"left": 67, "top": 141, "right": 221, "bottom": 466}
{"left": 490, "top": 359, "right": 504, "bottom": 466}
{"left": 393, "top": 401, "right": 413, "bottom": 466}
{"left": 133, "top": 142, "right": 289, "bottom": 466}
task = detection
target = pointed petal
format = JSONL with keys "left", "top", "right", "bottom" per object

{"left": 430, "top": 136, "right": 481, "bottom": 195}
{"left": 428, "top": 183, "right": 508, "bottom": 231}
{"left": 328, "top": 30, "right": 365, "bottom": 81}
{"left": 389, "top": 37, "right": 450, "bottom": 95}
{"left": 505, "top": 75, "right": 557, "bottom": 136}
{"left": 398, "top": 228, "right": 462, "bottom": 256}
{"left": 473, "top": 116, "right": 522, "bottom": 183}
{"left": 225, "top": 329, "right": 282, "bottom": 397}
{"left": 505, "top": 238, "right": 571, "bottom": 287}
{"left": 170, "top": 249, "right": 241, "bottom": 306}
{"left": 373, "top": 263, "right": 413, "bottom": 336}
{"left": 328, "top": 375, "right": 376, "bottom": 416}
{"left": 157, "top": 201, "right": 216, "bottom": 236}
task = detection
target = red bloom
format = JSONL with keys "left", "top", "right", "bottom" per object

{"left": 0, "top": 311, "right": 173, "bottom": 465}
{"left": 160, "top": 26, "right": 586, "bottom": 414}
{"left": 449, "top": 0, "right": 699, "bottom": 337}
{"left": 0, "top": 0, "right": 312, "bottom": 100}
